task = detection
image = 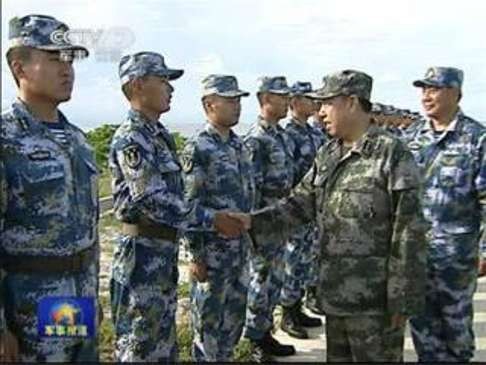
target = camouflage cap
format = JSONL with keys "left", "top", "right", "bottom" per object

{"left": 8, "top": 14, "right": 89, "bottom": 57}
{"left": 201, "top": 74, "right": 249, "bottom": 98}
{"left": 312, "top": 69, "right": 373, "bottom": 101}
{"left": 119, "top": 51, "right": 184, "bottom": 86}
{"left": 413, "top": 67, "right": 463, "bottom": 89}
{"left": 289, "top": 81, "right": 315, "bottom": 97}
{"left": 256, "top": 76, "right": 291, "bottom": 95}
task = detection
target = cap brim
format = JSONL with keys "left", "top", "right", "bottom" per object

{"left": 36, "top": 44, "right": 90, "bottom": 57}
{"left": 219, "top": 90, "right": 250, "bottom": 97}
{"left": 413, "top": 79, "right": 442, "bottom": 88}
{"left": 307, "top": 91, "right": 341, "bottom": 100}
{"left": 166, "top": 69, "right": 184, "bottom": 81}
{"left": 266, "top": 89, "right": 290, "bottom": 95}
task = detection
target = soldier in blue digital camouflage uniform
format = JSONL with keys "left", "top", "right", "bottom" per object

{"left": 280, "top": 81, "right": 325, "bottom": 339}
{"left": 406, "top": 67, "right": 486, "bottom": 362}
{"left": 109, "top": 53, "right": 246, "bottom": 362}
{"left": 243, "top": 76, "right": 296, "bottom": 362}
{"left": 0, "top": 14, "right": 100, "bottom": 362}
{"left": 180, "top": 74, "right": 255, "bottom": 361}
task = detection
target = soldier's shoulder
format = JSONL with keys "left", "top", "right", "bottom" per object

{"left": 1, "top": 106, "right": 24, "bottom": 138}
{"left": 111, "top": 119, "right": 148, "bottom": 150}
{"left": 460, "top": 114, "right": 485, "bottom": 135}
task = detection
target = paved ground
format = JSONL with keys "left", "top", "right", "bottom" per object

{"left": 273, "top": 277, "right": 486, "bottom": 362}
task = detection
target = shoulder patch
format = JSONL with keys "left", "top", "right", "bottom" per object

{"left": 122, "top": 144, "right": 142, "bottom": 169}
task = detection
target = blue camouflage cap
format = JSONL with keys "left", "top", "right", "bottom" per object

{"left": 290, "top": 81, "right": 315, "bottom": 97}
{"left": 119, "top": 51, "right": 184, "bottom": 86}
{"left": 311, "top": 69, "right": 373, "bottom": 101}
{"left": 413, "top": 67, "right": 463, "bottom": 89}
{"left": 7, "top": 14, "right": 89, "bottom": 57}
{"left": 256, "top": 76, "right": 291, "bottom": 95}
{"left": 201, "top": 74, "right": 249, "bottom": 98}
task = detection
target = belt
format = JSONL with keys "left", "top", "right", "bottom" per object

{"left": 122, "top": 221, "right": 178, "bottom": 241}
{"left": 263, "top": 189, "right": 290, "bottom": 199}
{"left": 1, "top": 245, "right": 96, "bottom": 273}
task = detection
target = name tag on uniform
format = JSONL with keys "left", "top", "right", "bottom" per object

{"left": 28, "top": 150, "right": 52, "bottom": 161}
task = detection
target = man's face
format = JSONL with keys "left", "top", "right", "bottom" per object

{"left": 291, "top": 96, "right": 315, "bottom": 119}
{"left": 205, "top": 95, "right": 242, "bottom": 127}
{"left": 319, "top": 95, "right": 352, "bottom": 138}
{"left": 138, "top": 75, "right": 174, "bottom": 114}
{"left": 264, "top": 93, "right": 290, "bottom": 120}
{"left": 421, "top": 86, "right": 459, "bottom": 120}
{"left": 18, "top": 49, "right": 74, "bottom": 103}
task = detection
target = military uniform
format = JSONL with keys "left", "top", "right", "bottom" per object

{"left": 0, "top": 15, "right": 99, "bottom": 362}
{"left": 243, "top": 77, "right": 295, "bottom": 343}
{"left": 406, "top": 67, "right": 486, "bottom": 362}
{"left": 180, "top": 75, "right": 255, "bottom": 361}
{"left": 109, "top": 52, "right": 214, "bottom": 362}
{"left": 281, "top": 82, "right": 327, "bottom": 310}
{"left": 250, "top": 70, "right": 427, "bottom": 362}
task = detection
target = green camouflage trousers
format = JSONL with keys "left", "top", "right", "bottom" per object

{"left": 326, "top": 314, "right": 405, "bottom": 362}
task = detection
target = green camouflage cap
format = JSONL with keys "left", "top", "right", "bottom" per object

{"left": 256, "top": 76, "right": 291, "bottom": 95}
{"left": 312, "top": 69, "right": 373, "bottom": 101}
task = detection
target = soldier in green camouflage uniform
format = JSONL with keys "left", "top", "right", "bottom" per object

{"left": 243, "top": 70, "right": 427, "bottom": 362}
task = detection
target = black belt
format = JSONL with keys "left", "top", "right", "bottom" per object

{"left": 122, "top": 221, "right": 178, "bottom": 241}
{"left": 1, "top": 245, "right": 97, "bottom": 273}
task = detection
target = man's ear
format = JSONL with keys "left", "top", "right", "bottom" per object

{"left": 10, "top": 58, "right": 28, "bottom": 84}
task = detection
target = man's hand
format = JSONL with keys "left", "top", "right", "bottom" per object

{"left": 479, "top": 257, "right": 486, "bottom": 277}
{"left": 390, "top": 313, "right": 407, "bottom": 330}
{"left": 214, "top": 212, "right": 248, "bottom": 238}
{"left": 0, "top": 330, "right": 19, "bottom": 362}
{"left": 190, "top": 261, "right": 208, "bottom": 283}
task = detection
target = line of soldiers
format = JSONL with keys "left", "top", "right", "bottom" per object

{"left": 1, "top": 13, "right": 485, "bottom": 364}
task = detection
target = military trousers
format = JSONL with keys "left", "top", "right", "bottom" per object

{"left": 191, "top": 263, "right": 248, "bottom": 361}
{"left": 280, "top": 223, "right": 315, "bottom": 307}
{"left": 326, "top": 314, "right": 405, "bottom": 362}
{"left": 244, "top": 241, "right": 286, "bottom": 340}
{"left": 110, "top": 235, "right": 178, "bottom": 362}
{"left": 410, "top": 259, "right": 477, "bottom": 362}
{"left": 4, "top": 262, "right": 99, "bottom": 362}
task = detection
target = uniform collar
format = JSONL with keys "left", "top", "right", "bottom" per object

{"left": 257, "top": 115, "right": 282, "bottom": 133}
{"left": 341, "top": 122, "right": 380, "bottom": 158}
{"left": 420, "top": 108, "right": 463, "bottom": 136}
{"left": 12, "top": 98, "right": 70, "bottom": 133}
{"left": 205, "top": 122, "right": 239, "bottom": 146}
{"left": 128, "top": 108, "right": 167, "bottom": 136}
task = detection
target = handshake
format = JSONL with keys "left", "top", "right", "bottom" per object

{"left": 214, "top": 211, "right": 252, "bottom": 238}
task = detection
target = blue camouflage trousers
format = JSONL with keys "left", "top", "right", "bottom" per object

{"left": 244, "top": 240, "right": 286, "bottom": 340}
{"left": 4, "top": 263, "right": 99, "bottom": 362}
{"left": 191, "top": 264, "right": 248, "bottom": 361}
{"left": 110, "top": 236, "right": 178, "bottom": 362}
{"left": 280, "top": 223, "right": 315, "bottom": 307}
{"left": 410, "top": 235, "right": 479, "bottom": 362}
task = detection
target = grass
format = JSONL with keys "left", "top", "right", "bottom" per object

{"left": 98, "top": 172, "right": 112, "bottom": 198}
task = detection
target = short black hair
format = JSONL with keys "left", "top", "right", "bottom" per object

{"left": 6, "top": 46, "right": 33, "bottom": 87}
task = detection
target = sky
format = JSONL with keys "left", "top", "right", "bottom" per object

{"left": 2, "top": 0, "right": 485, "bottom": 134}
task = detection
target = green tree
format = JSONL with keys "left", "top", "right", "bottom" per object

{"left": 86, "top": 124, "right": 119, "bottom": 172}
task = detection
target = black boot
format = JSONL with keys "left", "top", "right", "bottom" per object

{"left": 249, "top": 340, "right": 273, "bottom": 363}
{"left": 305, "top": 286, "right": 326, "bottom": 315}
{"left": 295, "top": 300, "right": 322, "bottom": 328}
{"left": 281, "top": 304, "right": 309, "bottom": 339}
{"left": 261, "top": 331, "right": 296, "bottom": 356}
